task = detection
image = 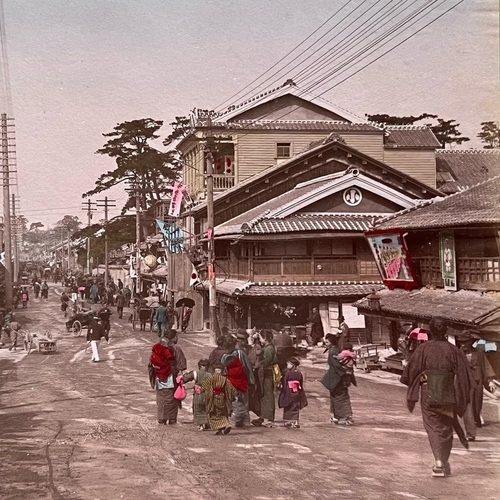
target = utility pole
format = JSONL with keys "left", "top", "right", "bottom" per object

{"left": 11, "top": 193, "right": 18, "bottom": 283}
{"left": 82, "top": 199, "right": 96, "bottom": 275}
{"left": 96, "top": 196, "right": 115, "bottom": 287}
{"left": 135, "top": 189, "right": 141, "bottom": 298}
{"left": 205, "top": 137, "right": 218, "bottom": 345}
{"left": 1, "top": 113, "right": 12, "bottom": 307}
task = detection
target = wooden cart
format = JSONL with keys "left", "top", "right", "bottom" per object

{"left": 354, "top": 343, "right": 386, "bottom": 373}
{"left": 23, "top": 330, "right": 57, "bottom": 354}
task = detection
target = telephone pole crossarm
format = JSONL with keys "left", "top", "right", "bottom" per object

{"left": 96, "top": 197, "right": 116, "bottom": 287}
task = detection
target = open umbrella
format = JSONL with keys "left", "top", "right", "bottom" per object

{"left": 409, "top": 328, "right": 428, "bottom": 341}
{"left": 176, "top": 297, "right": 195, "bottom": 308}
{"left": 472, "top": 339, "right": 498, "bottom": 352}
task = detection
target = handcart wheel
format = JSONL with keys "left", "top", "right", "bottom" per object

{"left": 72, "top": 320, "right": 82, "bottom": 336}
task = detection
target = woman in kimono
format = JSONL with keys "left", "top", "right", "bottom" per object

{"left": 279, "top": 357, "right": 307, "bottom": 428}
{"left": 183, "top": 359, "right": 211, "bottom": 430}
{"left": 321, "top": 333, "right": 353, "bottom": 426}
{"left": 201, "top": 363, "right": 236, "bottom": 435}
{"left": 401, "top": 317, "right": 471, "bottom": 478}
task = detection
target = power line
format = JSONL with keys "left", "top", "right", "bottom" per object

{"left": 213, "top": 0, "right": 357, "bottom": 112}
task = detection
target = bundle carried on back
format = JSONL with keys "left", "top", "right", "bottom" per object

{"left": 149, "top": 342, "right": 176, "bottom": 388}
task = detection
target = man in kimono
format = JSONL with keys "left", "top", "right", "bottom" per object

{"left": 401, "top": 317, "right": 471, "bottom": 478}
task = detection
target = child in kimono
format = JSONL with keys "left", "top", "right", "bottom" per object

{"left": 201, "top": 362, "right": 236, "bottom": 435}
{"left": 278, "top": 357, "right": 308, "bottom": 428}
{"left": 183, "top": 359, "right": 211, "bottom": 431}
{"left": 338, "top": 343, "right": 357, "bottom": 387}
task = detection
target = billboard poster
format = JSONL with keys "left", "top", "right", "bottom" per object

{"left": 365, "top": 229, "right": 418, "bottom": 290}
{"left": 439, "top": 231, "right": 457, "bottom": 291}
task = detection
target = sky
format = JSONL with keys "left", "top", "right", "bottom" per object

{"left": 1, "top": 0, "right": 498, "bottom": 228}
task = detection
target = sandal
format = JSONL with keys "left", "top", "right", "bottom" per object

{"left": 215, "top": 429, "right": 223, "bottom": 435}
{"left": 263, "top": 421, "right": 276, "bottom": 428}
{"left": 223, "top": 426, "right": 232, "bottom": 435}
{"left": 432, "top": 466, "right": 446, "bottom": 478}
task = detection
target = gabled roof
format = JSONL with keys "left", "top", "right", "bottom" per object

{"left": 436, "top": 149, "right": 500, "bottom": 194}
{"left": 383, "top": 125, "right": 441, "bottom": 149}
{"left": 215, "top": 169, "right": 419, "bottom": 238}
{"left": 375, "top": 175, "right": 500, "bottom": 230}
{"left": 214, "top": 81, "right": 365, "bottom": 123}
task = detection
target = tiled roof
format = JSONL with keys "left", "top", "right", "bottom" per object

{"left": 215, "top": 120, "right": 380, "bottom": 132}
{"left": 375, "top": 175, "right": 500, "bottom": 230}
{"left": 436, "top": 149, "right": 500, "bottom": 194}
{"left": 243, "top": 214, "right": 374, "bottom": 234}
{"left": 209, "top": 279, "right": 384, "bottom": 298}
{"left": 355, "top": 288, "right": 500, "bottom": 327}
{"left": 383, "top": 125, "right": 441, "bottom": 149}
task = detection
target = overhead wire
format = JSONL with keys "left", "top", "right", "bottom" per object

{"left": 299, "top": 0, "right": 441, "bottom": 92}
{"left": 213, "top": 0, "right": 357, "bottom": 113}
{"left": 205, "top": 0, "right": 464, "bottom": 146}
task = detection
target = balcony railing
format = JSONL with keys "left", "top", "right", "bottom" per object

{"left": 215, "top": 256, "right": 380, "bottom": 282}
{"left": 211, "top": 175, "right": 235, "bottom": 191}
{"left": 414, "top": 256, "right": 500, "bottom": 291}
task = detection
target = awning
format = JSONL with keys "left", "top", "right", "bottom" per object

{"left": 355, "top": 287, "right": 500, "bottom": 337}
{"left": 198, "top": 279, "right": 384, "bottom": 300}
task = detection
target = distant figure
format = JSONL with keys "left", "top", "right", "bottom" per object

{"left": 89, "top": 282, "right": 99, "bottom": 304}
{"left": 115, "top": 291, "right": 125, "bottom": 319}
{"left": 117, "top": 278, "right": 124, "bottom": 291}
{"left": 33, "top": 281, "right": 41, "bottom": 299}
{"left": 97, "top": 304, "right": 113, "bottom": 336}
{"left": 71, "top": 284, "right": 79, "bottom": 303}
{"left": 154, "top": 301, "right": 168, "bottom": 337}
{"left": 7, "top": 318, "right": 21, "bottom": 352}
{"left": 41, "top": 281, "right": 49, "bottom": 301}
{"left": 307, "top": 307, "right": 324, "bottom": 346}
{"left": 21, "top": 288, "right": 29, "bottom": 309}
{"left": 401, "top": 317, "right": 471, "bottom": 478}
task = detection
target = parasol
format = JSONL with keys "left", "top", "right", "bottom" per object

{"left": 409, "top": 328, "right": 428, "bottom": 341}
{"left": 472, "top": 339, "right": 497, "bottom": 352}
{"left": 176, "top": 297, "right": 195, "bottom": 308}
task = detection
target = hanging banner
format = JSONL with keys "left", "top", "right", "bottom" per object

{"left": 365, "top": 229, "right": 418, "bottom": 290}
{"left": 439, "top": 231, "right": 457, "bottom": 291}
{"left": 168, "top": 181, "right": 185, "bottom": 217}
{"left": 156, "top": 219, "right": 184, "bottom": 254}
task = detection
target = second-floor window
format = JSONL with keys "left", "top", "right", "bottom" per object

{"left": 276, "top": 142, "right": 291, "bottom": 158}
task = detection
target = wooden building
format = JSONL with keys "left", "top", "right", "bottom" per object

{"left": 356, "top": 175, "right": 500, "bottom": 349}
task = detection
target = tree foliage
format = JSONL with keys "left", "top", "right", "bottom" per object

{"left": 55, "top": 215, "right": 81, "bottom": 234}
{"left": 366, "top": 113, "right": 470, "bottom": 148}
{"left": 84, "top": 118, "right": 180, "bottom": 214}
{"left": 477, "top": 121, "right": 500, "bottom": 149}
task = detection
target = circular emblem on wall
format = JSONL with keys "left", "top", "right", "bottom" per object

{"left": 343, "top": 187, "right": 362, "bottom": 206}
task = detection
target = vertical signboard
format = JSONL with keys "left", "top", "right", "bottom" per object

{"left": 439, "top": 231, "right": 457, "bottom": 291}
{"left": 365, "top": 229, "right": 419, "bottom": 290}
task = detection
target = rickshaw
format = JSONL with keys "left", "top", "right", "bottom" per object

{"left": 66, "top": 310, "right": 95, "bottom": 336}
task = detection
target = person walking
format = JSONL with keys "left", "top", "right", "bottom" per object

{"left": 86, "top": 317, "right": 110, "bottom": 362}
{"left": 71, "top": 284, "right": 79, "bottom": 303}
{"left": 33, "top": 281, "right": 41, "bottom": 299}
{"left": 7, "top": 318, "right": 21, "bottom": 352}
{"left": 89, "top": 282, "right": 99, "bottom": 304}
{"left": 41, "top": 281, "right": 49, "bottom": 301}
{"left": 154, "top": 301, "right": 168, "bottom": 337}
{"left": 251, "top": 330, "right": 278, "bottom": 428}
{"left": 222, "top": 337, "right": 250, "bottom": 428}
{"left": 98, "top": 304, "right": 113, "bottom": 336}
{"left": 150, "top": 330, "right": 187, "bottom": 425}
{"left": 183, "top": 359, "right": 211, "bottom": 431}
{"left": 321, "top": 333, "right": 354, "bottom": 426}
{"left": 279, "top": 357, "right": 308, "bottom": 428}
{"left": 115, "top": 291, "right": 126, "bottom": 320}
{"left": 460, "top": 338, "right": 496, "bottom": 442}
{"left": 401, "top": 317, "right": 471, "bottom": 478}
{"left": 21, "top": 287, "right": 29, "bottom": 309}
{"left": 201, "top": 362, "right": 236, "bottom": 435}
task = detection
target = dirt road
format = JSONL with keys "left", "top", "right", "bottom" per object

{"left": 1, "top": 286, "right": 498, "bottom": 499}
